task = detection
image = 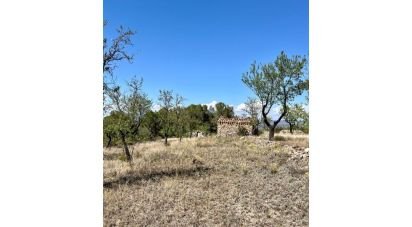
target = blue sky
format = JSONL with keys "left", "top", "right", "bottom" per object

{"left": 104, "top": 0, "right": 308, "bottom": 115}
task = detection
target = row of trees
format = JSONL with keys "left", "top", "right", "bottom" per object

{"left": 103, "top": 22, "right": 308, "bottom": 161}
{"left": 103, "top": 22, "right": 236, "bottom": 160}
{"left": 241, "top": 96, "right": 309, "bottom": 136}
{"left": 104, "top": 88, "right": 235, "bottom": 157}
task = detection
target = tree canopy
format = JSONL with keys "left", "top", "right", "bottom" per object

{"left": 242, "top": 51, "right": 308, "bottom": 140}
{"left": 104, "top": 77, "right": 151, "bottom": 161}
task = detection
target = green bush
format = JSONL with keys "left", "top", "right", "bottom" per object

{"left": 118, "top": 153, "right": 128, "bottom": 162}
{"left": 274, "top": 135, "right": 287, "bottom": 141}
{"left": 237, "top": 126, "right": 249, "bottom": 136}
{"left": 301, "top": 127, "right": 309, "bottom": 134}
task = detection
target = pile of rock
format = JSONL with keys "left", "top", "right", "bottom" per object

{"left": 252, "top": 137, "right": 277, "bottom": 148}
{"left": 288, "top": 147, "right": 309, "bottom": 161}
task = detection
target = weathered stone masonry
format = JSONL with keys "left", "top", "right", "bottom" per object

{"left": 217, "top": 117, "right": 253, "bottom": 136}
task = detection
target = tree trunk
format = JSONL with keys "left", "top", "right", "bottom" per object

{"left": 289, "top": 123, "right": 293, "bottom": 134}
{"left": 252, "top": 125, "right": 259, "bottom": 135}
{"left": 120, "top": 131, "right": 132, "bottom": 161}
{"left": 164, "top": 135, "right": 168, "bottom": 145}
{"left": 179, "top": 135, "right": 182, "bottom": 142}
{"left": 268, "top": 127, "right": 275, "bottom": 141}
{"left": 106, "top": 134, "right": 112, "bottom": 148}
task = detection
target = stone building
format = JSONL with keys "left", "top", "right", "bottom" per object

{"left": 217, "top": 117, "right": 253, "bottom": 136}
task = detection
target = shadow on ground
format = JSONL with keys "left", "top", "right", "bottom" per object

{"left": 103, "top": 165, "right": 212, "bottom": 188}
{"left": 103, "top": 152, "right": 121, "bottom": 161}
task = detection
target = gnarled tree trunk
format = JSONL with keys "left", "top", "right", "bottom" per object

{"left": 106, "top": 134, "right": 112, "bottom": 148}
{"left": 252, "top": 125, "right": 259, "bottom": 135}
{"left": 269, "top": 127, "right": 275, "bottom": 141}
{"left": 286, "top": 121, "right": 293, "bottom": 134}
{"left": 120, "top": 131, "right": 132, "bottom": 161}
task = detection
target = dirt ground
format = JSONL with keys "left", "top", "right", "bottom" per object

{"left": 104, "top": 134, "right": 309, "bottom": 226}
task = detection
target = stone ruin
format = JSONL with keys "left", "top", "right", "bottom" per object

{"left": 217, "top": 117, "right": 253, "bottom": 136}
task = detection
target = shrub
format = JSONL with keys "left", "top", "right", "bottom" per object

{"left": 301, "top": 127, "right": 309, "bottom": 134}
{"left": 242, "top": 168, "right": 248, "bottom": 175}
{"left": 118, "top": 153, "right": 128, "bottom": 162}
{"left": 237, "top": 126, "right": 249, "bottom": 136}
{"left": 270, "top": 163, "right": 279, "bottom": 174}
{"left": 274, "top": 135, "right": 287, "bottom": 141}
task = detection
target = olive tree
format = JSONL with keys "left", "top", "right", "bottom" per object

{"left": 283, "top": 104, "right": 308, "bottom": 134}
{"left": 106, "top": 77, "right": 151, "bottom": 161}
{"left": 173, "top": 94, "right": 186, "bottom": 142}
{"left": 103, "top": 114, "right": 117, "bottom": 148}
{"left": 242, "top": 97, "right": 261, "bottom": 135}
{"left": 103, "top": 22, "right": 136, "bottom": 113}
{"left": 103, "top": 22, "right": 135, "bottom": 75}
{"left": 242, "top": 51, "right": 307, "bottom": 141}
{"left": 158, "top": 90, "right": 174, "bottom": 145}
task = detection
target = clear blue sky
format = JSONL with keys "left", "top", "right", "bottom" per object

{"left": 104, "top": 0, "right": 308, "bottom": 112}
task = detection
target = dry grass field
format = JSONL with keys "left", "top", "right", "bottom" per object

{"left": 103, "top": 133, "right": 309, "bottom": 226}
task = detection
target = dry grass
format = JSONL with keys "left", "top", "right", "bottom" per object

{"left": 104, "top": 134, "right": 309, "bottom": 226}
{"left": 261, "top": 131, "right": 309, "bottom": 148}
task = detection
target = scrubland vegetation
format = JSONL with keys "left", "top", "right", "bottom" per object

{"left": 103, "top": 23, "right": 309, "bottom": 226}
{"left": 104, "top": 134, "right": 308, "bottom": 226}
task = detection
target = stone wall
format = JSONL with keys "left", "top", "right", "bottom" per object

{"left": 217, "top": 117, "right": 253, "bottom": 136}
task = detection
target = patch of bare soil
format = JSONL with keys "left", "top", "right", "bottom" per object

{"left": 104, "top": 135, "right": 309, "bottom": 226}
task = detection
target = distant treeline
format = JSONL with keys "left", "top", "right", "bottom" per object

{"left": 104, "top": 102, "right": 234, "bottom": 147}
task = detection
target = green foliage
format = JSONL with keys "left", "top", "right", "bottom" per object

{"left": 103, "top": 111, "right": 140, "bottom": 146}
{"left": 215, "top": 102, "right": 234, "bottom": 118}
{"left": 301, "top": 117, "right": 309, "bottom": 133}
{"left": 172, "top": 94, "right": 186, "bottom": 140}
{"left": 136, "top": 126, "right": 152, "bottom": 141}
{"left": 206, "top": 102, "right": 235, "bottom": 134}
{"left": 157, "top": 90, "right": 189, "bottom": 143}
{"left": 243, "top": 97, "right": 261, "bottom": 135}
{"left": 274, "top": 135, "right": 287, "bottom": 141}
{"left": 103, "top": 113, "right": 118, "bottom": 146}
{"left": 237, "top": 126, "right": 249, "bottom": 136}
{"left": 283, "top": 104, "right": 309, "bottom": 133}
{"left": 158, "top": 90, "right": 174, "bottom": 143}
{"left": 242, "top": 51, "right": 308, "bottom": 138}
{"left": 118, "top": 153, "right": 128, "bottom": 162}
{"left": 185, "top": 104, "right": 215, "bottom": 135}
{"left": 105, "top": 84, "right": 255, "bottom": 145}
{"left": 186, "top": 104, "right": 204, "bottom": 133}
{"left": 104, "top": 76, "right": 151, "bottom": 160}
{"left": 142, "top": 110, "right": 161, "bottom": 140}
